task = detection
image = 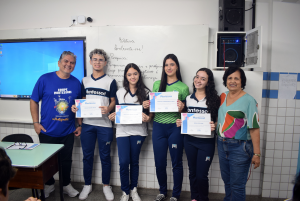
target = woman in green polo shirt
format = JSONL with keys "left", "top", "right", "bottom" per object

{"left": 144, "top": 54, "right": 189, "bottom": 201}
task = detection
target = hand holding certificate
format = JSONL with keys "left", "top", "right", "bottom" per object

{"left": 75, "top": 99, "right": 102, "bottom": 118}
{"left": 115, "top": 105, "right": 143, "bottom": 124}
{"left": 149, "top": 92, "right": 179, "bottom": 112}
{"left": 181, "top": 113, "right": 211, "bottom": 135}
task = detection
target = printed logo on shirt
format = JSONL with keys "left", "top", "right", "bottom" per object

{"left": 86, "top": 88, "right": 110, "bottom": 97}
{"left": 106, "top": 141, "right": 111, "bottom": 145}
{"left": 205, "top": 156, "right": 210, "bottom": 161}
{"left": 187, "top": 107, "right": 208, "bottom": 113}
{"left": 54, "top": 96, "right": 71, "bottom": 115}
{"left": 54, "top": 88, "right": 72, "bottom": 95}
{"left": 172, "top": 144, "right": 177, "bottom": 149}
{"left": 137, "top": 140, "right": 141, "bottom": 144}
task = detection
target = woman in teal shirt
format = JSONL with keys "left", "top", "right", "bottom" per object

{"left": 217, "top": 67, "right": 260, "bottom": 201}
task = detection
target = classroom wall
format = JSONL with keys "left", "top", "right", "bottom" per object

{"left": 259, "top": 2, "right": 300, "bottom": 198}
{"left": 1, "top": 0, "right": 300, "bottom": 199}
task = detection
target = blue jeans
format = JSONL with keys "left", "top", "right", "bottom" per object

{"left": 217, "top": 136, "right": 253, "bottom": 201}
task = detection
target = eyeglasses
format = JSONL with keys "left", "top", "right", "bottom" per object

{"left": 7, "top": 142, "right": 27, "bottom": 149}
{"left": 92, "top": 58, "right": 105, "bottom": 63}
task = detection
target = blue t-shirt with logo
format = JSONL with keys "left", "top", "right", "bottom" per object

{"left": 31, "top": 72, "right": 81, "bottom": 137}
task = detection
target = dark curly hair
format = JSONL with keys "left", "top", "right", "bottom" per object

{"left": 193, "top": 68, "right": 220, "bottom": 122}
{"left": 0, "top": 147, "right": 17, "bottom": 197}
{"left": 222, "top": 67, "right": 246, "bottom": 89}
{"left": 123, "top": 63, "right": 150, "bottom": 104}
{"left": 158, "top": 54, "right": 183, "bottom": 92}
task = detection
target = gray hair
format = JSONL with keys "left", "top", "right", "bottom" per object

{"left": 89, "top": 49, "right": 108, "bottom": 61}
{"left": 59, "top": 51, "right": 77, "bottom": 62}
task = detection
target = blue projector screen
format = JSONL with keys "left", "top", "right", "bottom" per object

{"left": 0, "top": 40, "right": 85, "bottom": 99}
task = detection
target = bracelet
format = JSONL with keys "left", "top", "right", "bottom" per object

{"left": 254, "top": 153, "right": 261, "bottom": 157}
{"left": 33, "top": 122, "right": 39, "bottom": 124}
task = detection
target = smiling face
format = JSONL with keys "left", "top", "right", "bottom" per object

{"left": 90, "top": 54, "right": 107, "bottom": 72}
{"left": 194, "top": 70, "right": 209, "bottom": 90}
{"left": 126, "top": 67, "right": 139, "bottom": 87}
{"left": 164, "top": 58, "right": 178, "bottom": 77}
{"left": 57, "top": 55, "right": 76, "bottom": 75}
{"left": 226, "top": 70, "right": 242, "bottom": 91}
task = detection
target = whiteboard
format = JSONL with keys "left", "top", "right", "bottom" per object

{"left": 98, "top": 26, "right": 209, "bottom": 89}
{"left": 0, "top": 25, "right": 209, "bottom": 123}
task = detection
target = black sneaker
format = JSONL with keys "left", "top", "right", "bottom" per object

{"left": 154, "top": 194, "right": 166, "bottom": 201}
{"left": 169, "top": 197, "right": 177, "bottom": 201}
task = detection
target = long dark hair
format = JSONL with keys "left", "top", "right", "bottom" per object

{"left": 193, "top": 68, "right": 220, "bottom": 122}
{"left": 123, "top": 63, "right": 150, "bottom": 104}
{"left": 158, "top": 54, "right": 183, "bottom": 92}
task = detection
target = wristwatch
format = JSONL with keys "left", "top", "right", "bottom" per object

{"left": 77, "top": 124, "right": 82, "bottom": 127}
{"left": 254, "top": 153, "right": 261, "bottom": 157}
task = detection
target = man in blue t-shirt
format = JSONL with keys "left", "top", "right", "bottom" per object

{"left": 30, "top": 51, "right": 81, "bottom": 199}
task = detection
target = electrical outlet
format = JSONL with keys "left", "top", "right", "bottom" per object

{"left": 71, "top": 16, "right": 77, "bottom": 25}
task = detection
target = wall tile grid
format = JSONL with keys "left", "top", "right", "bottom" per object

{"left": 261, "top": 72, "right": 300, "bottom": 199}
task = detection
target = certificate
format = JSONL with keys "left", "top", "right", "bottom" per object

{"left": 181, "top": 113, "right": 211, "bottom": 135}
{"left": 115, "top": 105, "right": 142, "bottom": 124}
{"left": 75, "top": 99, "right": 102, "bottom": 118}
{"left": 149, "top": 92, "right": 178, "bottom": 112}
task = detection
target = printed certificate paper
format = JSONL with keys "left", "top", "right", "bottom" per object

{"left": 150, "top": 92, "right": 178, "bottom": 112}
{"left": 181, "top": 113, "right": 211, "bottom": 135}
{"left": 75, "top": 99, "right": 102, "bottom": 118}
{"left": 115, "top": 105, "right": 143, "bottom": 124}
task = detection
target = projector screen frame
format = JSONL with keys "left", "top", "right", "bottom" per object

{"left": 0, "top": 37, "right": 87, "bottom": 100}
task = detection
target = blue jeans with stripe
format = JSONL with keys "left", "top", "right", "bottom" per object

{"left": 152, "top": 122, "right": 184, "bottom": 199}
{"left": 184, "top": 135, "right": 215, "bottom": 201}
{"left": 80, "top": 123, "right": 113, "bottom": 185}
{"left": 117, "top": 135, "right": 146, "bottom": 195}
{"left": 217, "top": 136, "right": 253, "bottom": 201}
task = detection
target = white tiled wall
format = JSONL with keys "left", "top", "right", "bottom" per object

{"left": 261, "top": 78, "right": 300, "bottom": 198}
{"left": 0, "top": 122, "right": 263, "bottom": 195}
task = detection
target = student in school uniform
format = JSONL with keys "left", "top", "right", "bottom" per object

{"left": 176, "top": 68, "right": 220, "bottom": 201}
{"left": 143, "top": 54, "right": 189, "bottom": 201}
{"left": 72, "top": 49, "right": 117, "bottom": 201}
{"left": 108, "top": 63, "right": 151, "bottom": 201}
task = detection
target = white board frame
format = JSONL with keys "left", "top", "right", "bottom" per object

{"left": 0, "top": 25, "right": 209, "bottom": 123}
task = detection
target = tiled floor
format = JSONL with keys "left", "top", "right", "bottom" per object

{"left": 9, "top": 182, "right": 285, "bottom": 201}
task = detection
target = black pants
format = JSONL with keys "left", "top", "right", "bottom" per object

{"left": 39, "top": 133, "right": 74, "bottom": 186}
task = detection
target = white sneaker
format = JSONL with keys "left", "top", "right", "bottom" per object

{"left": 43, "top": 184, "right": 55, "bottom": 198}
{"left": 79, "top": 185, "right": 92, "bottom": 200}
{"left": 103, "top": 185, "right": 114, "bottom": 201}
{"left": 63, "top": 183, "right": 79, "bottom": 197}
{"left": 120, "top": 191, "right": 129, "bottom": 201}
{"left": 130, "top": 187, "right": 141, "bottom": 201}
